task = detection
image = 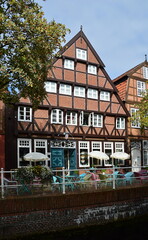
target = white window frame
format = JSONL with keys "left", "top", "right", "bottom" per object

{"left": 115, "top": 142, "right": 124, "bottom": 165}
{"left": 143, "top": 67, "right": 148, "bottom": 79}
{"left": 137, "top": 81, "right": 146, "bottom": 97}
{"left": 34, "top": 139, "right": 49, "bottom": 167}
{"left": 80, "top": 111, "right": 90, "bottom": 126}
{"left": 76, "top": 48, "right": 87, "bottom": 60}
{"left": 74, "top": 86, "right": 85, "bottom": 97}
{"left": 116, "top": 117, "right": 125, "bottom": 129}
{"left": 64, "top": 59, "right": 74, "bottom": 70}
{"left": 66, "top": 111, "right": 77, "bottom": 125}
{"left": 100, "top": 91, "right": 110, "bottom": 101}
{"left": 17, "top": 138, "right": 31, "bottom": 168}
{"left": 45, "top": 81, "right": 57, "bottom": 93}
{"left": 104, "top": 142, "right": 113, "bottom": 166}
{"left": 90, "top": 112, "right": 103, "bottom": 127}
{"left": 87, "top": 88, "right": 98, "bottom": 99}
{"left": 91, "top": 142, "right": 102, "bottom": 166}
{"left": 131, "top": 108, "right": 140, "bottom": 128}
{"left": 18, "top": 106, "right": 32, "bottom": 122}
{"left": 79, "top": 141, "right": 90, "bottom": 167}
{"left": 59, "top": 84, "right": 72, "bottom": 95}
{"left": 51, "top": 109, "right": 63, "bottom": 124}
{"left": 88, "top": 65, "right": 97, "bottom": 75}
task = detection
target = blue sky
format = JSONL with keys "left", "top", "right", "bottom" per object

{"left": 36, "top": 0, "right": 148, "bottom": 79}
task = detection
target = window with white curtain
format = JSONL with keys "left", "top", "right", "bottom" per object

{"left": 143, "top": 67, "right": 148, "bottom": 79}
{"left": 76, "top": 48, "right": 87, "bottom": 60}
{"left": 100, "top": 91, "right": 110, "bottom": 101}
{"left": 59, "top": 84, "right": 72, "bottom": 95}
{"left": 88, "top": 65, "right": 97, "bottom": 75}
{"left": 74, "top": 86, "right": 85, "bottom": 97}
{"left": 87, "top": 88, "right": 98, "bottom": 99}
{"left": 64, "top": 59, "right": 74, "bottom": 70}
{"left": 90, "top": 113, "right": 103, "bottom": 127}
{"left": 45, "top": 81, "right": 57, "bottom": 93}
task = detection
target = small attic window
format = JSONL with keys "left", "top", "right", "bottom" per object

{"left": 143, "top": 67, "right": 148, "bottom": 79}
{"left": 76, "top": 48, "right": 87, "bottom": 60}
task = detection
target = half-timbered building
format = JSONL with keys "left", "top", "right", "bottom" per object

{"left": 4, "top": 30, "right": 130, "bottom": 170}
{"left": 113, "top": 59, "right": 148, "bottom": 171}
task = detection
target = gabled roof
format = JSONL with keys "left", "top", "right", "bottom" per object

{"left": 113, "top": 60, "right": 148, "bottom": 83}
{"left": 56, "top": 29, "right": 105, "bottom": 67}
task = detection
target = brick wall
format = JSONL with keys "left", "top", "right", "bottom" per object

{"left": 0, "top": 186, "right": 148, "bottom": 239}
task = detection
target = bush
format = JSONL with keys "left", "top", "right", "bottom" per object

{"left": 15, "top": 166, "right": 53, "bottom": 185}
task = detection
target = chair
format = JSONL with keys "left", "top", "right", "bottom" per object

{"left": 3, "top": 177, "right": 19, "bottom": 195}
{"left": 123, "top": 172, "right": 134, "bottom": 185}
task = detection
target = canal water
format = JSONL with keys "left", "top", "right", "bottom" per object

{"left": 16, "top": 215, "right": 148, "bottom": 240}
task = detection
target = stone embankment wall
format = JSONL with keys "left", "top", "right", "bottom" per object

{"left": 0, "top": 186, "right": 148, "bottom": 239}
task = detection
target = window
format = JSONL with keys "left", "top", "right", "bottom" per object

{"left": 51, "top": 109, "right": 63, "bottom": 124}
{"left": 115, "top": 142, "right": 124, "bottom": 165}
{"left": 90, "top": 113, "right": 103, "bottom": 127}
{"left": 59, "top": 84, "right": 72, "bottom": 95}
{"left": 76, "top": 48, "right": 87, "bottom": 60}
{"left": 91, "top": 142, "right": 102, "bottom": 166}
{"left": 74, "top": 86, "right": 85, "bottom": 97}
{"left": 66, "top": 112, "right": 77, "bottom": 125}
{"left": 87, "top": 88, "right": 98, "bottom": 99}
{"left": 143, "top": 67, "right": 148, "bottom": 79}
{"left": 34, "top": 139, "right": 47, "bottom": 155}
{"left": 100, "top": 91, "right": 110, "bottom": 101}
{"left": 143, "top": 150, "right": 148, "bottom": 165}
{"left": 143, "top": 140, "right": 148, "bottom": 166}
{"left": 80, "top": 111, "right": 90, "bottom": 126}
{"left": 131, "top": 108, "right": 140, "bottom": 128}
{"left": 45, "top": 81, "right": 57, "bottom": 93}
{"left": 88, "top": 65, "right": 97, "bottom": 75}
{"left": 17, "top": 139, "right": 31, "bottom": 167}
{"left": 116, "top": 117, "right": 125, "bottom": 129}
{"left": 18, "top": 106, "right": 32, "bottom": 122}
{"left": 64, "top": 59, "right": 74, "bottom": 70}
{"left": 79, "top": 141, "right": 90, "bottom": 167}
{"left": 104, "top": 142, "right": 113, "bottom": 166}
{"left": 137, "top": 81, "right": 145, "bottom": 96}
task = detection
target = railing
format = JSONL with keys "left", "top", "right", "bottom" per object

{"left": 1, "top": 166, "right": 148, "bottom": 199}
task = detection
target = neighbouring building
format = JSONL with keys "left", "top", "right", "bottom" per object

{"left": 113, "top": 59, "right": 148, "bottom": 171}
{"left": 3, "top": 29, "right": 130, "bottom": 171}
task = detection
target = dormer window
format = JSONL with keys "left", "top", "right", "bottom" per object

{"left": 64, "top": 59, "right": 74, "bottom": 70}
{"left": 76, "top": 48, "right": 87, "bottom": 60}
{"left": 143, "top": 67, "right": 148, "bottom": 79}
{"left": 137, "top": 81, "right": 145, "bottom": 97}
{"left": 88, "top": 65, "right": 97, "bottom": 75}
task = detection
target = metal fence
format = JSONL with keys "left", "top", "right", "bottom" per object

{"left": 1, "top": 166, "right": 148, "bottom": 199}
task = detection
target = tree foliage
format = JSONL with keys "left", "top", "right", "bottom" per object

{"left": 135, "top": 89, "right": 148, "bottom": 131}
{"left": 0, "top": 0, "right": 70, "bottom": 108}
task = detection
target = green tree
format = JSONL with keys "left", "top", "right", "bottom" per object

{"left": 0, "top": 0, "right": 70, "bottom": 108}
{"left": 135, "top": 89, "right": 148, "bottom": 132}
